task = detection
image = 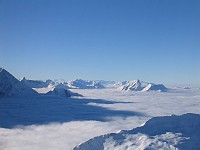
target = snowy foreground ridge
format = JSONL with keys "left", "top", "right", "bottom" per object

{"left": 74, "top": 113, "right": 200, "bottom": 150}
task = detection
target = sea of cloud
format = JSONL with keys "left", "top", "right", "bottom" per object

{"left": 0, "top": 88, "right": 200, "bottom": 150}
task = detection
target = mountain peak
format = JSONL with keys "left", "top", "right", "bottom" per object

{"left": 0, "top": 68, "right": 38, "bottom": 97}
{"left": 119, "top": 80, "right": 168, "bottom": 92}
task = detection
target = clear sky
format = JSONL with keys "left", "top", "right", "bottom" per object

{"left": 0, "top": 0, "right": 200, "bottom": 84}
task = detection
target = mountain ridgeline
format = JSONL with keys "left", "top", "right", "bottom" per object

{"left": 0, "top": 68, "right": 169, "bottom": 98}
{"left": 0, "top": 68, "right": 38, "bottom": 97}
{"left": 118, "top": 80, "right": 168, "bottom": 92}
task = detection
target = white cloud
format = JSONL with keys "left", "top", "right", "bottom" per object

{"left": 0, "top": 88, "right": 200, "bottom": 150}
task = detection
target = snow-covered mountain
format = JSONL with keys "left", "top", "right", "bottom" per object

{"left": 20, "top": 77, "right": 53, "bottom": 88}
{"left": 112, "top": 81, "right": 129, "bottom": 88}
{"left": 67, "top": 79, "right": 105, "bottom": 89}
{"left": 74, "top": 113, "right": 200, "bottom": 150}
{"left": 96, "top": 80, "right": 116, "bottom": 88}
{"left": 53, "top": 78, "right": 67, "bottom": 84}
{"left": 20, "top": 78, "right": 168, "bottom": 92}
{"left": 54, "top": 83, "right": 69, "bottom": 89}
{"left": 0, "top": 68, "right": 38, "bottom": 97}
{"left": 21, "top": 77, "right": 70, "bottom": 91}
{"left": 118, "top": 80, "right": 168, "bottom": 92}
{"left": 46, "top": 87, "right": 82, "bottom": 97}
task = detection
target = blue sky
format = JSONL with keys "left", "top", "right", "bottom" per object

{"left": 0, "top": 0, "right": 200, "bottom": 84}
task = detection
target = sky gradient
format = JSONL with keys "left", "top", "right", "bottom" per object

{"left": 0, "top": 0, "right": 200, "bottom": 84}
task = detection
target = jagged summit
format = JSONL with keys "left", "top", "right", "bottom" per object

{"left": 118, "top": 80, "right": 168, "bottom": 92}
{"left": 0, "top": 68, "right": 38, "bottom": 97}
{"left": 67, "top": 79, "right": 105, "bottom": 89}
{"left": 119, "top": 80, "right": 145, "bottom": 91}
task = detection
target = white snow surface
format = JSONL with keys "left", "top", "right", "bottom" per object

{"left": 118, "top": 80, "right": 168, "bottom": 92}
{"left": 21, "top": 78, "right": 70, "bottom": 91}
{"left": 0, "top": 86, "right": 200, "bottom": 149}
{"left": 46, "top": 87, "right": 82, "bottom": 97}
{"left": 33, "top": 83, "right": 70, "bottom": 94}
{"left": 0, "top": 68, "right": 38, "bottom": 97}
{"left": 67, "top": 79, "right": 105, "bottom": 89}
{"left": 74, "top": 113, "right": 200, "bottom": 150}
{"left": 20, "top": 77, "right": 52, "bottom": 88}
{"left": 96, "top": 80, "right": 116, "bottom": 88}
{"left": 113, "top": 81, "right": 129, "bottom": 88}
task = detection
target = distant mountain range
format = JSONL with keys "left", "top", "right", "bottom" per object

{"left": 20, "top": 78, "right": 168, "bottom": 92}
{"left": 67, "top": 79, "right": 105, "bottom": 89}
{"left": 0, "top": 68, "right": 81, "bottom": 97}
{"left": 118, "top": 80, "right": 168, "bottom": 92}
{"left": 0, "top": 68, "right": 169, "bottom": 97}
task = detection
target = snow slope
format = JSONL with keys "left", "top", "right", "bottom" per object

{"left": 21, "top": 78, "right": 70, "bottom": 89}
{"left": 113, "top": 81, "right": 129, "bottom": 88}
{"left": 21, "top": 77, "right": 51, "bottom": 88}
{"left": 0, "top": 68, "right": 38, "bottom": 97}
{"left": 142, "top": 83, "right": 168, "bottom": 92}
{"left": 67, "top": 79, "right": 105, "bottom": 89}
{"left": 96, "top": 80, "right": 116, "bottom": 88}
{"left": 119, "top": 80, "right": 168, "bottom": 92}
{"left": 46, "top": 87, "right": 83, "bottom": 97}
{"left": 74, "top": 113, "right": 200, "bottom": 150}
